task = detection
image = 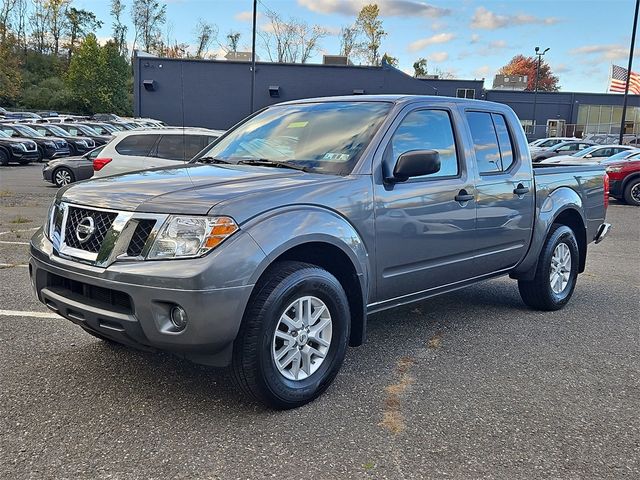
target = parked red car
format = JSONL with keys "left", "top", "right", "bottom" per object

{"left": 606, "top": 159, "right": 640, "bottom": 206}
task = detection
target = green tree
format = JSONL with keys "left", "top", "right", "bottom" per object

{"left": 65, "top": 33, "right": 102, "bottom": 113}
{"left": 381, "top": 52, "right": 398, "bottom": 67}
{"left": 413, "top": 58, "right": 428, "bottom": 77}
{"left": 97, "top": 40, "right": 131, "bottom": 114}
{"left": 132, "top": 0, "right": 167, "bottom": 54}
{"left": 0, "top": 33, "right": 22, "bottom": 105}
{"left": 110, "top": 0, "right": 128, "bottom": 57}
{"left": 356, "top": 4, "right": 386, "bottom": 66}
{"left": 65, "top": 7, "right": 103, "bottom": 61}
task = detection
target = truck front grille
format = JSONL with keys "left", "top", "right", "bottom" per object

{"left": 63, "top": 206, "right": 117, "bottom": 253}
{"left": 126, "top": 220, "right": 156, "bottom": 257}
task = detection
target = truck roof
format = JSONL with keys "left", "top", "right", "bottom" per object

{"left": 278, "top": 94, "right": 502, "bottom": 108}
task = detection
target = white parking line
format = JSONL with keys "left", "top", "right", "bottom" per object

{"left": 0, "top": 309, "right": 59, "bottom": 319}
{"left": 0, "top": 240, "right": 29, "bottom": 245}
{"left": 0, "top": 263, "right": 28, "bottom": 268}
{"left": 0, "top": 227, "right": 39, "bottom": 236}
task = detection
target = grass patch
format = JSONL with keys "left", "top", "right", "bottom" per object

{"left": 362, "top": 462, "right": 376, "bottom": 471}
{"left": 427, "top": 332, "right": 443, "bottom": 349}
{"left": 10, "top": 216, "right": 32, "bottom": 224}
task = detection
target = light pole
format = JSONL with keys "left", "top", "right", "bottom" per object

{"left": 531, "top": 46, "right": 549, "bottom": 138}
{"left": 250, "top": 0, "right": 257, "bottom": 113}
{"left": 619, "top": 0, "right": 639, "bottom": 144}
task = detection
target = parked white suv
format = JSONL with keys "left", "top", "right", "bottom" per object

{"left": 93, "top": 127, "right": 224, "bottom": 177}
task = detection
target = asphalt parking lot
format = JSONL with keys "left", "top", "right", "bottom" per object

{"left": 0, "top": 163, "right": 638, "bottom": 479}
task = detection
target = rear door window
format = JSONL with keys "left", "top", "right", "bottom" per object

{"left": 115, "top": 134, "right": 159, "bottom": 156}
{"left": 154, "top": 135, "right": 187, "bottom": 160}
{"left": 184, "top": 135, "right": 207, "bottom": 159}
{"left": 466, "top": 112, "right": 502, "bottom": 173}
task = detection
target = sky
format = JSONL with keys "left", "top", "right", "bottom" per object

{"left": 75, "top": 0, "right": 638, "bottom": 93}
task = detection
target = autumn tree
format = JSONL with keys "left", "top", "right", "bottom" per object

{"left": 498, "top": 54, "right": 560, "bottom": 91}
{"left": 413, "top": 58, "right": 428, "bottom": 77}
{"left": 339, "top": 24, "right": 359, "bottom": 60}
{"left": 356, "top": 4, "right": 386, "bottom": 66}
{"left": 0, "top": 32, "right": 22, "bottom": 105}
{"left": 45, "top": 0, "right": 70, "bottom": 56}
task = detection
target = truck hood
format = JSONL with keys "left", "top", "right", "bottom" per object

{"left": 59, "top": 163, "right": 334, "bottom": 214}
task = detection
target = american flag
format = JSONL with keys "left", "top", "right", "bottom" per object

{"left": 609, "top": 64, "right": 640, "bottom": 95}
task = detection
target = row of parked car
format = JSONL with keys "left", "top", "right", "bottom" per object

{"left": 529, "top": 137, "right": 640, "bottom": 205}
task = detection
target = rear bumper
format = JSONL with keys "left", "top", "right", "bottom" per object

{"left": 29, "top": 231, "right": 258, "bottom": 366}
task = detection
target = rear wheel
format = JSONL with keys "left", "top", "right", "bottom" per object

{"left": 36, "top": 147, "right": 44, "bottom": 162}
{"left": 232, "top": 261, "right": 350, "bottom": 409}
{"left": 53, "top": 167, "right": 74, "bottom": 187}
{"left": 0, "top": 150, "right": 8, "bottom": 166}
{"left": 518, "top": 224, "right": 579, "bottom": 311}
{"left": 623, "top": 178, "right": 640, "bottom": 206}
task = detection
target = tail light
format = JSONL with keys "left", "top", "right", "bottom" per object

{"left": 93, "top": 157, "right": 112, "bottom": 171}
{"left": 603, "top": 172, "right": 610, "bottom": 209}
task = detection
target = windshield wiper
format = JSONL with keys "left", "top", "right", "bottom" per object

{"left": 196, "top": 156, "right": 233, "bottom": 165}
{"left": 237, "top": 158, "right": 308, "bottom": 172}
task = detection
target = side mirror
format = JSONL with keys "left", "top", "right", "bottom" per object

{"left": 388, "top": 150, "right": 441, "bottom": 183}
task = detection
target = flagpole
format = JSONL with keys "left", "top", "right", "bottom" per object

{"left": 619, "top": 0, "right": 640, "bottom": 144}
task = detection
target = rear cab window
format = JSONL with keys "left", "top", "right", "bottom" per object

{"left": 466, "top": 111, "right": 516, "bottom": 174}
{"left": 115, "top": 134, "right": 160, "bottom": 157}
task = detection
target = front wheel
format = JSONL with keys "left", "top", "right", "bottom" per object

{"left": 518, "top": 224, "right": 579, "bottom": 311}
{"left": 232, "top": 261, "right": 350, "bottom": 409}
{"left": 623, "top": 178, "right": 640, "bottom": 206}
{"left": 53, "top": 167, "right": 74, "bottom": 187}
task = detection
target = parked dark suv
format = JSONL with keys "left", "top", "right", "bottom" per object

{"left": 55, "top": 123, "right": 112, "bottom": 146}
{"left": 0, "top": 123, "right": 70, "bottom": 160}
{"left": 0, "top": 130, "right": 40, "bottom": 165}
{"left": 28, "top": 124, "right": 96, "bottom": 155}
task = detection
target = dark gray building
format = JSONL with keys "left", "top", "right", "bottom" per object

{"left": 133, "top": 53, "right": 483, "bottom": 130}
{"left": 134, "top": 53, "right": 640, "bottom": 139}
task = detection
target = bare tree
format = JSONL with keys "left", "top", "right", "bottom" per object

{"left": 260, "top": 9, "right": 327, "bottom": 63}
{"left": 0, "top": 0, "right": 19, "bottom": 41}
{"left": 131, "top": 0, "right": 166, "bottom": 55}
{"left": 339, "top": 24, "right": 359, "bottom": 60}
{"left": 65, "top": 7, "right": 102, "bottom": 60}
{"left": 15, "top": 0, "right": 28, "bottom": 52}
{"left": 226, "top": 31, "right": 240, "bottom": 53}
{"left": 193, "top": 19, "right": 216, "bottom": 58}
{"left": 45, "top": 0, "right": 70, "bottom": 56}
{"left": 29, "top": 0, "right": 50, "bottom": 53}
{"left": 110, "top": 0, "right": 128, "bottom": 57}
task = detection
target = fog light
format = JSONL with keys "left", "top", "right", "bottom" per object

{"left": 170, "top": 306, "right": 188, "bottom": 330}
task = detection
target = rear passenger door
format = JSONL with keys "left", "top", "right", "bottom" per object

{"left": 465, "top": 110, "right": 534, "bottom": 274}
{"left": 112, "top": 134, "right": 160, "bottom": 175}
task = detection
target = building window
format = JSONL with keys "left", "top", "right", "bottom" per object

{"left": 521, "top": 120, "right": 535, "bottom": 134}
{"left": 456, "top": 88, "right": 475, "bottom": 99}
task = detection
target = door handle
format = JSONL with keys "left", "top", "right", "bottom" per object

{"left": 455, "top": 190, "right": 474, "bottom": 203}
{"left": 513, "top": 184, "right": 530, "bottom": 196}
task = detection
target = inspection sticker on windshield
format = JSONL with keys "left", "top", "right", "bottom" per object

{"left": 287, "top": 121, "right": 308, "bottom": 128}
{"left": 323, "top": 152, "right": 350, "bottom": 161}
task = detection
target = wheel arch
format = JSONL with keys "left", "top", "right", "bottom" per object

{"left": 621, "top": 172, "right": 640, "bottom": 192}
{"left": 244, "top": 207, "right": 371, "bottom": 347}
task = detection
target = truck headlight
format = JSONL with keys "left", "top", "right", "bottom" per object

{"left": 44, "top": 141, "right": 55, "bottom": 147}
{"left": 147, "top": 216, "right": 238, "bottom": 259}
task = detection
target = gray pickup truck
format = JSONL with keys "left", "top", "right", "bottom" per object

{"left": 30, "top": 96, "right": 610, "bottom": 409}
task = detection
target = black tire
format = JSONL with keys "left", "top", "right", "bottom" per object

{"left": 518, "top": 224, "right": 579, "bottom": 311}
{"left": 68, "top": 144, "right": 78, "bottom": 156}
{"left": 18, "top": 158, "right": 31, "bottom": 165}
{"left": 232, "top": 261, "right": 350, "bottom": 409}
{"left": 0, "top": 149, "right": 8, "bottom": 166}
{"left": 53, "top": 167, "right": 75, "bottom": 187}
{"left": 623, "top": 178, "right": 640, "bottom": 206}
{"left": 36, "top": 147, "right": 44, "bottom": 163}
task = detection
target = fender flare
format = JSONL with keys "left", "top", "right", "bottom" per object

{"left": 511, "top": 186, "right": 587, "bottom": 280}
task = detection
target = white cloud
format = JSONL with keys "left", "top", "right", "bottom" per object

{"left": 569, "top": 44, "right": 632, "bottom": 61}
{"left": 488, "top": 40, "right": 507, "bottom": 49}
{"left": 297, "top": 0, "right": 450, "bottom": 18}
{"left": 408, "top": 32, "right": 455, "bottom": 52}
{"left": 470, "top": 33, "right": 480, "bottom": 44}
{"left": 428, "top": 51, "right": 449, "bottom": 62}
{"left": 471, "top": 7, "right": 559, "bottom": 30}
{"left": 235, "top": 11, "right": 257, "bottom": 22}
{"left": 473, "top": 65, "right": 492, "bottom": 78}
{"left": 553, "top": 63, "right": 571, "bottom": 74}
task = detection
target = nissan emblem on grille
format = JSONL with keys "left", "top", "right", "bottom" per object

{"left": 75, "top": 216, "right": 96, "bottom": 243}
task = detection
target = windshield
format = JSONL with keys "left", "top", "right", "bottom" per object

{"left": 538, "top": 139, "right": 561, "bottom": 147}
{"left": 15, "top": 125, "right": 42, "bottom": 137}
{"left": 46, "top": 125, "right": 70, "bottom": 136}
{"left": 572, "top": 146, "right": 599, "bottom": 157}
{"left": 606, "top": 149, "right": 638, "bottom": 161}
{"left": 195, "top": 101, "right": 391, "bottom": 175}
{"left": 0, "top": 130, "right": 9, "bottom": 138}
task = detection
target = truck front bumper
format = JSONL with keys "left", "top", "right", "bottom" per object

{"left": 29, "top": 230, "right": 260, "bottom": 366}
